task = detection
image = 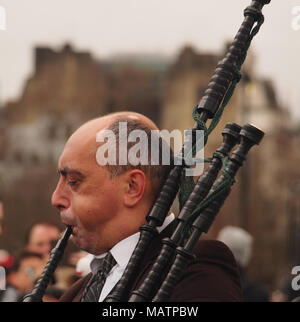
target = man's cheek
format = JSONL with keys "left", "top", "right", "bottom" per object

{"left": 76, "top": 206, "right": 100, "bottom": 231}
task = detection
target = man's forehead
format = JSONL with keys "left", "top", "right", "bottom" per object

{"left": 58, "top": 137, "right": 97, "bottom": 172}
{"left": 58, "top": 148, "right": 97, "bottom": 177}
{"left": 59, "top": 117, "right": 112, "bottom": 164}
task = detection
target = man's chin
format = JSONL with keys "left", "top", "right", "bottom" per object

{"left": 70, "top": 235, "right": 96, "bottom": 254}
{"left": 70, "top": 235, "right": 83, "bottom": 250}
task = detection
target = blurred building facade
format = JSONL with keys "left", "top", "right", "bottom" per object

{"left": 0, "top": 43, "right": 299, "bottom": 289}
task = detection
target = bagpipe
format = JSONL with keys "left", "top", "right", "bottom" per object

{"left": 23, "top": 0, "right": 271, "bottom": 302}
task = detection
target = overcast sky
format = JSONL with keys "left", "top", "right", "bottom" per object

{"left": 0, "top": 0, "right": 299, "bottom": 121}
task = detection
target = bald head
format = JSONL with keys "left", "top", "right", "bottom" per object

{"left": 63, "top": 111, "right": 171, "bottom": 196}
{"left": 68, "top": 112, "right": 158, "bottom": 145}
{"left": 65, "top": 112, "right": 158, "bottom": 162}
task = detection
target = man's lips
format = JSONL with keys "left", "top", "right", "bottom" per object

{"left": 62, "top": 222, "right": 77, "bottom": 234}
{"left": 71, "top": 226, "right": 79, "bottom": 235}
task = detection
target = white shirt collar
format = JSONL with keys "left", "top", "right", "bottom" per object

{"left": 92, "top": 213, "right": 175, "bottom": 268}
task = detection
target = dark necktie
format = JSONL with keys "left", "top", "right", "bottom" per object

{"left": 81, "top": 252, "right": 116, "bottom": 302}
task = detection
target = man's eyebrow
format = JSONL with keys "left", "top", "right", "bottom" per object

{"left": 58, "top": 167, "right": 86, "bottom": 179}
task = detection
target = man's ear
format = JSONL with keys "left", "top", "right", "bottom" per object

{"left": 123, "top": 169, "right": 146, "bottom": 207}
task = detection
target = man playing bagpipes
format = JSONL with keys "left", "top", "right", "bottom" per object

{"left": 23, "top": 0, "right": 270, "bottom": 302}
{"left": 51, "top": 112, "right": 243, "bottom": 302}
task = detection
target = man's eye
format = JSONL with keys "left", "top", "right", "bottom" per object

{"left": 68, "top": 180, "right": 78, "bottom": 186}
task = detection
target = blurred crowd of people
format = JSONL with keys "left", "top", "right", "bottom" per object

{"left": 1, "top": 193, "right": 300, "bottom": 302}
{"left": 217, "top": 226, "right": 300, "bottom": 302}
{"left": 0, "top": 195, "right": 93, "bottom": 302}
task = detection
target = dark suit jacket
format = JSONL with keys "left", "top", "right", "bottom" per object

{"left": 60, "top": 221, "right": 242, "bottom": 302}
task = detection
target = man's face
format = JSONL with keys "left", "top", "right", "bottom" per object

{"left": 0, "top": 202, "right": 3, "bottom": 236}
{"left": 51, "top": 121, "right": 123, "bottom": 255}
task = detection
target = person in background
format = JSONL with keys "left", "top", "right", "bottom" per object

{"left": 0, "top": 251, "right": 44, "bottom": 302}
{"left": 270, "top": 277, "right": 300, "bottom": 302}
{"left": 75, "top": 253, "right": 93, "bottom": 277}
{"left": 0, "top": 195, "right": 14, "bottom": 270}
{"left": 217, "top": 225, "right": 269, "bottom": 302}
{"left": 25, "top": 222, "right": 61, "bottom": 260}
{"left": 0, "top": 197, "right": 4, "bottom": 237}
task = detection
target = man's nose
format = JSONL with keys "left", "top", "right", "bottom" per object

{"left": 51, "top": 181, "right": 70, "bottom": 210}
